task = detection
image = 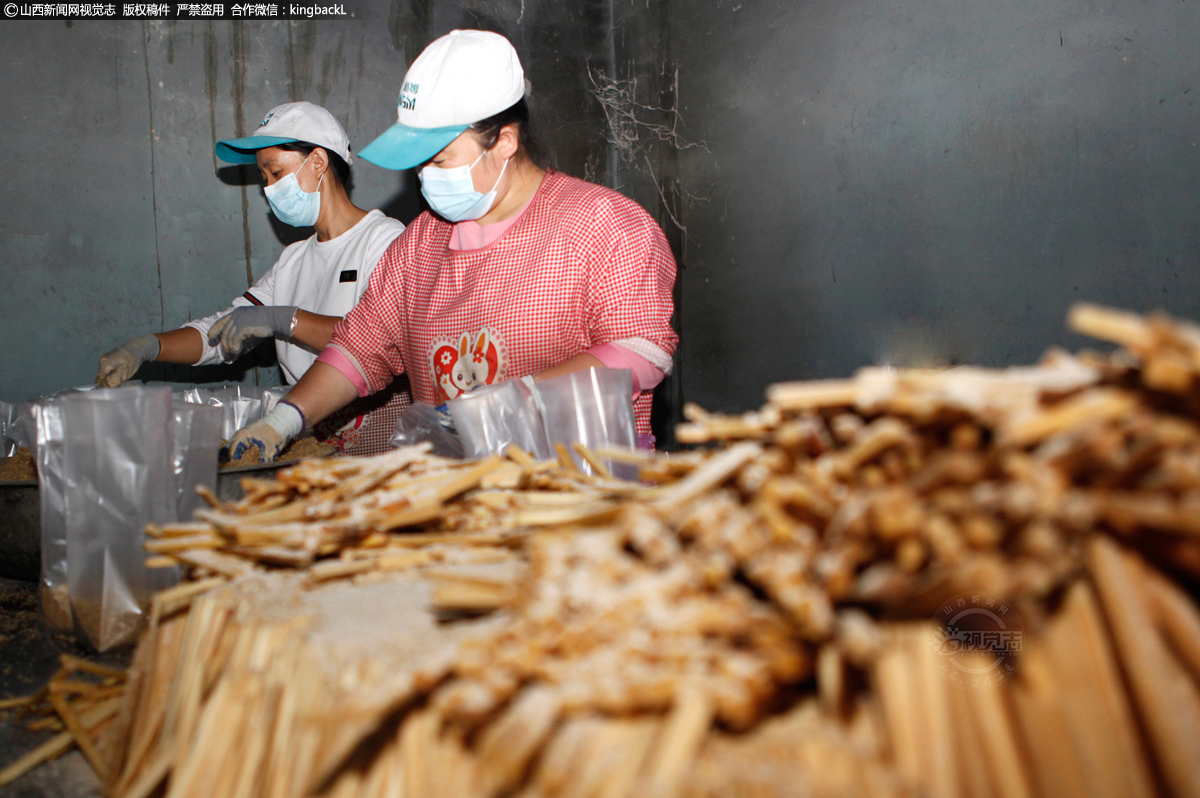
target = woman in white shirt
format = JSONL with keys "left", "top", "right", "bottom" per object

{"left": 95, "top": 101, "right": 408, "bottom": 454}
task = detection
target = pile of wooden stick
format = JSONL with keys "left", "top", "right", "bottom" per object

{"left": 0, "top": 655, "right": 127, "bottom": 789}
{"left": 58, "top": 303, "right": 1200, "bottom": 796}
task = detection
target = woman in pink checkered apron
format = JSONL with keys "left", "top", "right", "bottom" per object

{"left": 225, "top": 31, "right": 678, "bottom": 463}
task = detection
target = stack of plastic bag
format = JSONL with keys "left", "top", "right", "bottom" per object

{"left": 449, "top": 380, "right": 553, "bottom": 461}
{"left": 391, "top": 368, "right": 638, "bottom": 479}
{"left": 36, "top": 385, "right": 222, "bottom": 650}
{"left": 175, "top": 384, "right": 287, "bottom": 440}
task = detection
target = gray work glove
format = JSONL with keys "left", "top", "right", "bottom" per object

{"left": 96, "top": 333, "right": 161, "bottom": 388}
{"left": 221, "top": 401, "right": 305, "bottom": 464}
{"left": 207, "top": 305, "right": 298, "bottom": 362}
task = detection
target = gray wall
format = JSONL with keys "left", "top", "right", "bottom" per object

{"left": 0, "top": 4, "right": 627, "bottom": 399}
{"left": 1, "top": 18, "right": 408, "bottom": 396}
{"left": 3, "top": 0, "right": 1198, "bottom": 433}
{"left": 670, "top": 0, "right": 1200, "bottom": 412}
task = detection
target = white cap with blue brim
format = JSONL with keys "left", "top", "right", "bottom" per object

{"left": 214, "top": 101, "right": 353, "bottom": 165}
{"left": 359, "top": 29, "right": 526, "bottom": 171}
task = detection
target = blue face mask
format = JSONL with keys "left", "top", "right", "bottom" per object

{"left": 264, "top": 153, "right": 323, "bottom": 227}
{"left": 419, "top": 150, "right": 509, "bottom": 223}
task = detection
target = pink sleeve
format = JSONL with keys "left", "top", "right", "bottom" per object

{"left": 582, "top": 195, "right": 679, "bottom": 360}
{"left": 315, "top": 345, "right": 370, "bottom": 398}
{"left": 587, "top": 342, "right": 664, "bottom": 395}
{"left": 328, "top": 234, "right": 410, "bottom": 393}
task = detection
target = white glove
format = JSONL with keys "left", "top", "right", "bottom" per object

{"left": 96, "top": 334, "right": 160, "bottom": 388}
{"left": 221, "top": 401, "right": 305, "bottom": 463}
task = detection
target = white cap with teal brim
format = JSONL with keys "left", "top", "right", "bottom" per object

{"left": 359, "top": 30, "right": 525, "bottom": 171}
{"left": 215, "top": 101, "right": 353, "bottom": 165}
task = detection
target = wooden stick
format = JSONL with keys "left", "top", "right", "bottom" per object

{"left": 504, "top": 444, "right": 535, "bottom": 466}
{"left": 26, "top": 717, "right": 63, "bottom": 732}
{"left": 379, "top": 530, "right": 509, "bottom": 549}
{"left": 473, "top": 686, "right": 561, "bottom": 796}
{"left": 146, "top": 521, "right": 222, "bottom": 539}
{"left": 0, "top": 730, "right": 75, "bottom": 788}
{"left": 766, "top": 379, "right": 859, "bottom": 411}
{"left": 817, "top": 645, "right": 845, "bottom": 718}
{"left": 432, "top": 455, "right": 504, "bottom": 503}
{"left": 947, "top": 679, "right": 997, "bottom": 798}
{"left": 144, "top": 534, "right": 223, "bottom": 555}
{"left": 594, "top": 446, "right": 659, "bottom": 464}
{"left": 119, "top": 740, "right": 175, "bottom": 798}
{"left": 0, "top": 693, "right": 40, "bottom": 710}
{"left": 1145, "top": 565, "right": 1200, "bottom": 684}
{"left": 59, "top": 655, "right": 126, "bottom": 682}
{"left": 913, "top": 624, "right": 956, "bottom": 798}
{"left": 150, "top": 577, "right": 226, "bottom": 624}
{"left": 652, "top": 442, "right": 761, "bottom": 512}
{"left": 194, "top": 483, "right": 222, "bottom": 509}
{"left": 1041, "top": 579, "right": 1156, "bottom": 798}
{"left": 873, "top": 627, "right": 920, "bottom": 787}
{"left": 367, "top": 501, "right": 444, "bottom": 532}
{"left": 645, "top": 682, "right": 713, "bottom": 797}
{"left": 573, "top": 442, "right": 614, "bottom": 480}
{"left": 431, "top": 580, "right": 513, "bottom": 612}
{"left": 1009, "top": 645, "right": 1090, "bottom": 798}
{"left": 49, "top": 691, "right": 108, "bottom": 780}
{"left": 1088, "top": 537, "right": 1200, "bottom": 798}
{"left": 1000, "top": 388, "right": 1138, "bottom": 447}
{"left": 173, "top": 549, "right": 254, "bottom": 579}
{"left": 554, "top": 443, "right": 582, "bottom": 475}
{"left": 958, "top": 654, "right": 1034, "bottom": 798}
{"left": 0, "top": 697, "right": 122, "bottom": 788}
{"left": 1067, "top": 303, "right": 1156, "bottom": 352}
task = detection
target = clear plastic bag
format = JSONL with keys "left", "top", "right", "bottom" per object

{"left": 176, "top": 384, "right": 284, "bottom": 440}
{"left": 34, "top": 399, "right": 72, "bottom": 631}
{"left": 448, "top": 380, "right": 551, "bottom": 461}
{"left": 389, "top": 402, "right": 466, "bottom": 459}
{"left": 32, "top": 385, "right": 101, "bottom": 631}
{"left": 535, "top": 368, "right": 638, "bottom": 479}
{"left": 12, "top": 401, "right": 37, "bottom": 460}
{"left": 209, "top": 385, "right": 263, "bottom": 439}
{"left": 59, "top": 386, "right": 180, "bottom": 650}
{"left": 171, "top": 399, "right": 223, "bottom": 520}
{"left": 0, "top": 400, "right": 18, "bottom": 457}
{"left": 261, "top": 385, "right": 289, "bottom": 417}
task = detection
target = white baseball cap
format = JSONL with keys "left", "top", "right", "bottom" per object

{"left": 358, "top": 30, "right": 525, "bottom": 170}
{"left": 215, "top": 101, "right": 353, "bottom": 165}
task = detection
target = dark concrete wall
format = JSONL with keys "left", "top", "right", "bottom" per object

{"left": 670, "top": 0, "right": 1200, "bottom": 412}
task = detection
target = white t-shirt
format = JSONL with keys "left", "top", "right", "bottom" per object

{"left": 184, "top": 209, "right": 405, "bottom": 384}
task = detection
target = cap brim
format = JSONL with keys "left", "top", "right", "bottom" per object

{"left": 214, "top": 136, "right": 300, "bottom": 164}
{"left": 358, "top": 123, "right": 468, "bottom": 170}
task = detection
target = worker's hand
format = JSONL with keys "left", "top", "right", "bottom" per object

{"left": 220, "top": 401, "right": 305, "bottom": 464}
{"left": 95, "top": 333, "right": 161, "bottom": 388}
{"left": 207, "top": 306, "right": 298, "bottom": 362}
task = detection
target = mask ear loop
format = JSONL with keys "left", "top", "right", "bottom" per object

{"left": 467, "top": 146, "right": 511, "bottom": 193}
{"left": 297, "top": 151, "right": 324, "bottom": 195}
{"left": 487, "top": 154, "right": 511, "bottom": 194}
